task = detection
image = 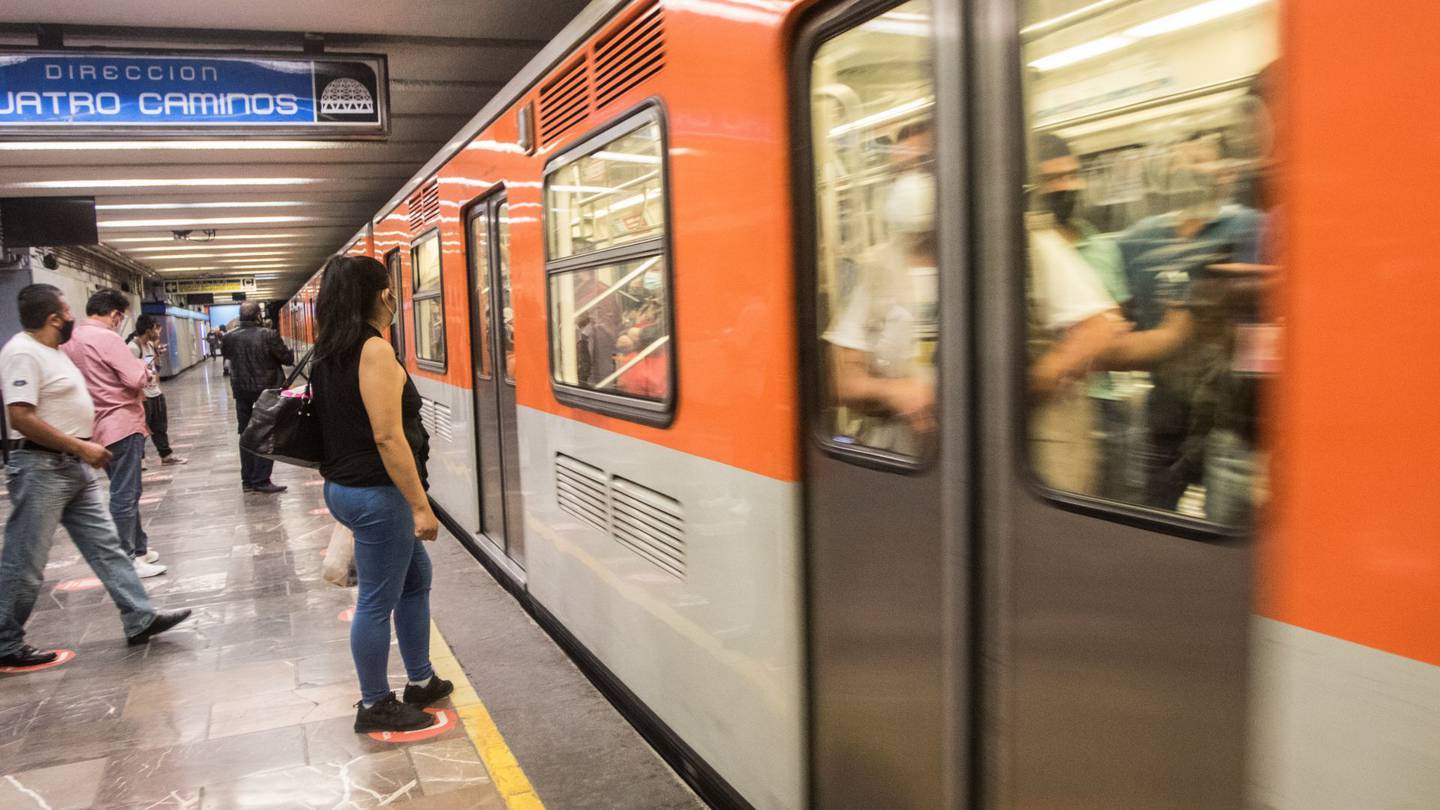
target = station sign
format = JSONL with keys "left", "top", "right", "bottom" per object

{"left": 0, "top": 50, "right": 388, "bottom": 137}
{"left": 163, "top": 277, "right": 258, "bottom": 295}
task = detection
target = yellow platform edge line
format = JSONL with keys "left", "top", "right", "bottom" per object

{"left": 429, "top": 621, "right": 546, "bottom": 809}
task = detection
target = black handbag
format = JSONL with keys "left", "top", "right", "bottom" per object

{"left": 239, "top": 349, "right": 323, "bottom": 469}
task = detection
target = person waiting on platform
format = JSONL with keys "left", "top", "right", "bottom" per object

{"left": 310, "top": 255, "right": 451, "bottom": 735}
{"left": 127, "top": 315, "right": 187, "bottom": 467}
{"left": 222, "top": 303, "right": 292, "bottom": 494}
{"left": 0, "top": 284, "right": 190, "bottom": 667}
{"left": 63, "top": 289, "right": 167, "bottom": 577}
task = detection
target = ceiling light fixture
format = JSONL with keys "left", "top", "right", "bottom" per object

{"left": 0, "top": 140, "right": 345, "bottom": 152}
{"left": 104, "top": 233, "right": 309, "bottom": 244}
{"left": 12, "top": 178, "right": 321, "bottom": 190}
{"left": 96, "top": 201, "right": 307, "bottom": 211}
{"left": 99, "top": 216, "right": 314, "bottom": 229}
{"left": 143, "top": 251, "right": 296, "bottom": 261}
{"left": 128, "top": 243, "right": 304, "bottom": 253}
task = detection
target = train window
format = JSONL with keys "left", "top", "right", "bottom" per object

{"left": 385, "top": 248, "right": 405, "bottom": 361}
{"left": 544, "top": 106, "right": 674, "bottom": 425}
{"left": 468, "top": 211, "right": 494, "bottom": 381}
{"left": 545, "top": 118, "right": 665, "bottom": 260}
{"left": 1019, "top": 0, "right": 1279, "bottom": 526}
{"left": 809, "top": 0, "right": 938, "bottom": 462}
{"left": 411, "top": 230, "right": 446, "bottom": 368}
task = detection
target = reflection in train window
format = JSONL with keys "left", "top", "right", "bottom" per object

{"left": 411, "top": 230, "right": 446, "bottom": 368}
{"left": 545, "top": 107, "right": 672, "bottom": 420}
{"left": 1020, "top": 0, "right": 1279, "bottom": 525}
{"left": 496, "top": 202, "right": 516, "bottom": 383}
{"left": 550, "top": 256, "right": 670, "bottom": 402}
{"left": 546, "top": 120, "right": 665, "bottom": 261}
{"left": 811, "top": 0, "right": 937, "bottom": 460}
{"left": 385, "top": 248, "right": 405, "bottom": 361}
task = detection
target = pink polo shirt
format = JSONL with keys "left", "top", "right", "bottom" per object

{"left": 62, "top": 318, "right": 150, "bottom": 447}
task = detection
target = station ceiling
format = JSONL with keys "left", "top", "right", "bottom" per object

{"left": 0, "top": 0, "right": 589, "bottom": 300}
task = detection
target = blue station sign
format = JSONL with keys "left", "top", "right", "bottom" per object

{"left": 0, "top": 50, "right": 388, "bottom": 136}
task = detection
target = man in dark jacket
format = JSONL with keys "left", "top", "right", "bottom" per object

{"left": 222, "top": 302, "right": 294, "bottom": 494}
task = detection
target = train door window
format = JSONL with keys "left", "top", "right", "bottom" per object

{"left": 496, "top": 202, "right": 516, "bottom": 383}
{"left": 468, "top": 211, "right": 494, "bottom": 381}
{"left": 411, "top": 229, "right": 446, "bottom": 369}
{"left": 808, "top": 0, "right": 938, "bottom": 463}
{"left": 385, "top": 248, "right": 405, "bottom": 361}
{"left": 543, "top": 106, "right": 674, "bottom": 425}
{"left": 1020, "top": 0, "right": 1279, "bottom": 526}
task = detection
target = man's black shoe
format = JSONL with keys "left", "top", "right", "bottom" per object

{"left": 354, "top": 693, "right": 434, "bottom": 733}
{"left": 0, "top": 645, "right": 58, "bottom": 667}
{"left": 126, "top": 609, "right": 193, "bottom": 645}
{"left": 402, "top": 677, "right": 454, "bottom": 707}
{"left": 248, "top": 482, "right": 287, "bottom": 494}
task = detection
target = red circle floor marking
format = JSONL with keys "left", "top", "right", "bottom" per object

{"left": 304, "top": 479, "right": 325, "bottom": 487}
{"left": 55, "top": 577, "right": 103, "bottom": 592}
{"left": 309, "top": 507, "right": 330, "bottom": 516}
{"left": 367, "top": 708, "right": 456, "bottom": 743}
{"left": 338, "top": 607, "right": 355, "bottom": 622}
{"left": 138, "top": 497, "right": 161, "bottom": 506}
{"left": 0, "top": 649, "right": 76, "bottom": 674}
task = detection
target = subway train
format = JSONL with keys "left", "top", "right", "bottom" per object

{"left": 280, "top": 0, "right": 1440, "bottom": 807}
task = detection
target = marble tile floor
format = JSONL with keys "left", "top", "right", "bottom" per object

{"left": 0, "top": 360, "right": 505, "bottom": 810}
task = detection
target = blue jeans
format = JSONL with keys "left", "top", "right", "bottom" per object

{"left": 0, "top": 450, "right": 157, "bottom": 655}
{"left": 324, "top": 481, "right": 434, "bottom": 704}
{"left": 105, "top": 432, "right": 148, "bottom": 558}
{"left": 234, "top": 391, "right": 275, "bottom": 488}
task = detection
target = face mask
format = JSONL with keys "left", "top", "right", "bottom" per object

{"left": 57, "top": 318, "right": 76, "bottom": 344}
{"left": 643, "top": 271, "right": 661, "bottom": 291}
{"left": 387, "top": 293, "right": 399, "bottom": 326}
{"left": 885, "top": 170, "right": 936, "bottom": 236}
{"left": 1043, "top": 189, "right": 1078, "bottom": 224}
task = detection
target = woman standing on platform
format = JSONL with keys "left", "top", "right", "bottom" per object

{"left": 311, "top": 255, "right": 451, "bottom": 734}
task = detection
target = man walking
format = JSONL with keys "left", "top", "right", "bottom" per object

{"left": 63, "top": 289, "right": 165, "bottom": 577}
{"left": 222, "top": 302, "right": 293, "bottom": 494}
{"left": 0, "top": 284, "right": 190, "bottom": 667}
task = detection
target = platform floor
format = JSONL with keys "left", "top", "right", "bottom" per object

{"left": 0, "top": 358, "right": 700, "bottom": 810}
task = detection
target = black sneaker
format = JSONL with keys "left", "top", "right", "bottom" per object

{"left": 401, "top": 677, "right": 454, "bottom": 707}
{"left": 0, "top": 645, "right": 58, "bottom": 667}
{"left": 249, "top": 482, "right": 287, "bottom": 494}
{"left": 354, "top": 693, "right": 434, "bottom": 733}
{"left": 126, "top": 609, "right": 193, "bottom": 646}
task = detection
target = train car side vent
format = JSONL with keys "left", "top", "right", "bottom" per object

{"left": 537, "top": 56, "right": 591, "bottom": 145}
{"left": 555, "top": 454, "right": 607, "bottom": 532}
{"left": 429, "top": 401, "right": 453, "bottom": 443}
{"left": 408, "top": 180, "right": 440, "bottom": 232}
{"left": 610, "top": 477, "right": 685, "bottom": 579}
{"left": 593, "top": 3, "right": 666, "bottom": 110}
{"left": 419, "top": 397, "right": 437, "bottom": 437}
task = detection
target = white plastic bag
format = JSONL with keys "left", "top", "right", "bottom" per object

{"left": 321, "top": 522, "right": 356, "bottom": 587}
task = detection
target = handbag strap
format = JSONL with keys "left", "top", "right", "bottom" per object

{"left": 283, "top": 347, "right": 314, "bottom": 389}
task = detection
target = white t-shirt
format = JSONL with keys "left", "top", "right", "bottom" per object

{"left": 1, "top": 331, "right": 95, "bottom": 440}
{"left": 823, "top": 243, "right": 938, "bottom": 382}
{"left": 129, "top": 339, "right": 162, "bottom": 398}
{"left": 1028, "top": 228, "right": 1116, "bottom": 332}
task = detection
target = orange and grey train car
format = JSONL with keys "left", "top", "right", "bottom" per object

{"left": 280, "top": 0, "right": 1440, "bottom": 807}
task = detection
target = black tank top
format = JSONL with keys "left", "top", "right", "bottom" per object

{"left": 314, "top": 327, "right": 429, "bottom": 489}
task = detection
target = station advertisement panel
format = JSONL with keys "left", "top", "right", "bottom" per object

{"left": 163, "top": 277, "right": 258, "bottom": 295}
{"left": 0, "top": 50, "right": 388, "bottom": 136}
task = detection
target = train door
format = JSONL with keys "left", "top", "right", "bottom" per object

{"left": 465, "top": 192, "right": 526, "bottom": 567}
{"left": 796, "top": 1, "right": 969, "bottom": 806}
{"left": 965, "top": 0, "right": 1267, "bottom": 806}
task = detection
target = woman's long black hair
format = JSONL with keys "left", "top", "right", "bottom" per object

{"left": 314, "top": 254, "right": 391, "bottom": 363}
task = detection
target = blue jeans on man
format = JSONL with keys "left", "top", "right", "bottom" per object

{"left": 105, "top": 432, "right": 148, "bottom": 558}
{"left": 234, "top": 391, "right": 275, "bottom": 488}
{"left": 324, "top": 481, "right": 435, "bottom": 705}
{"left": 0, "top": 450, "right": 157, "bottom": 656}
